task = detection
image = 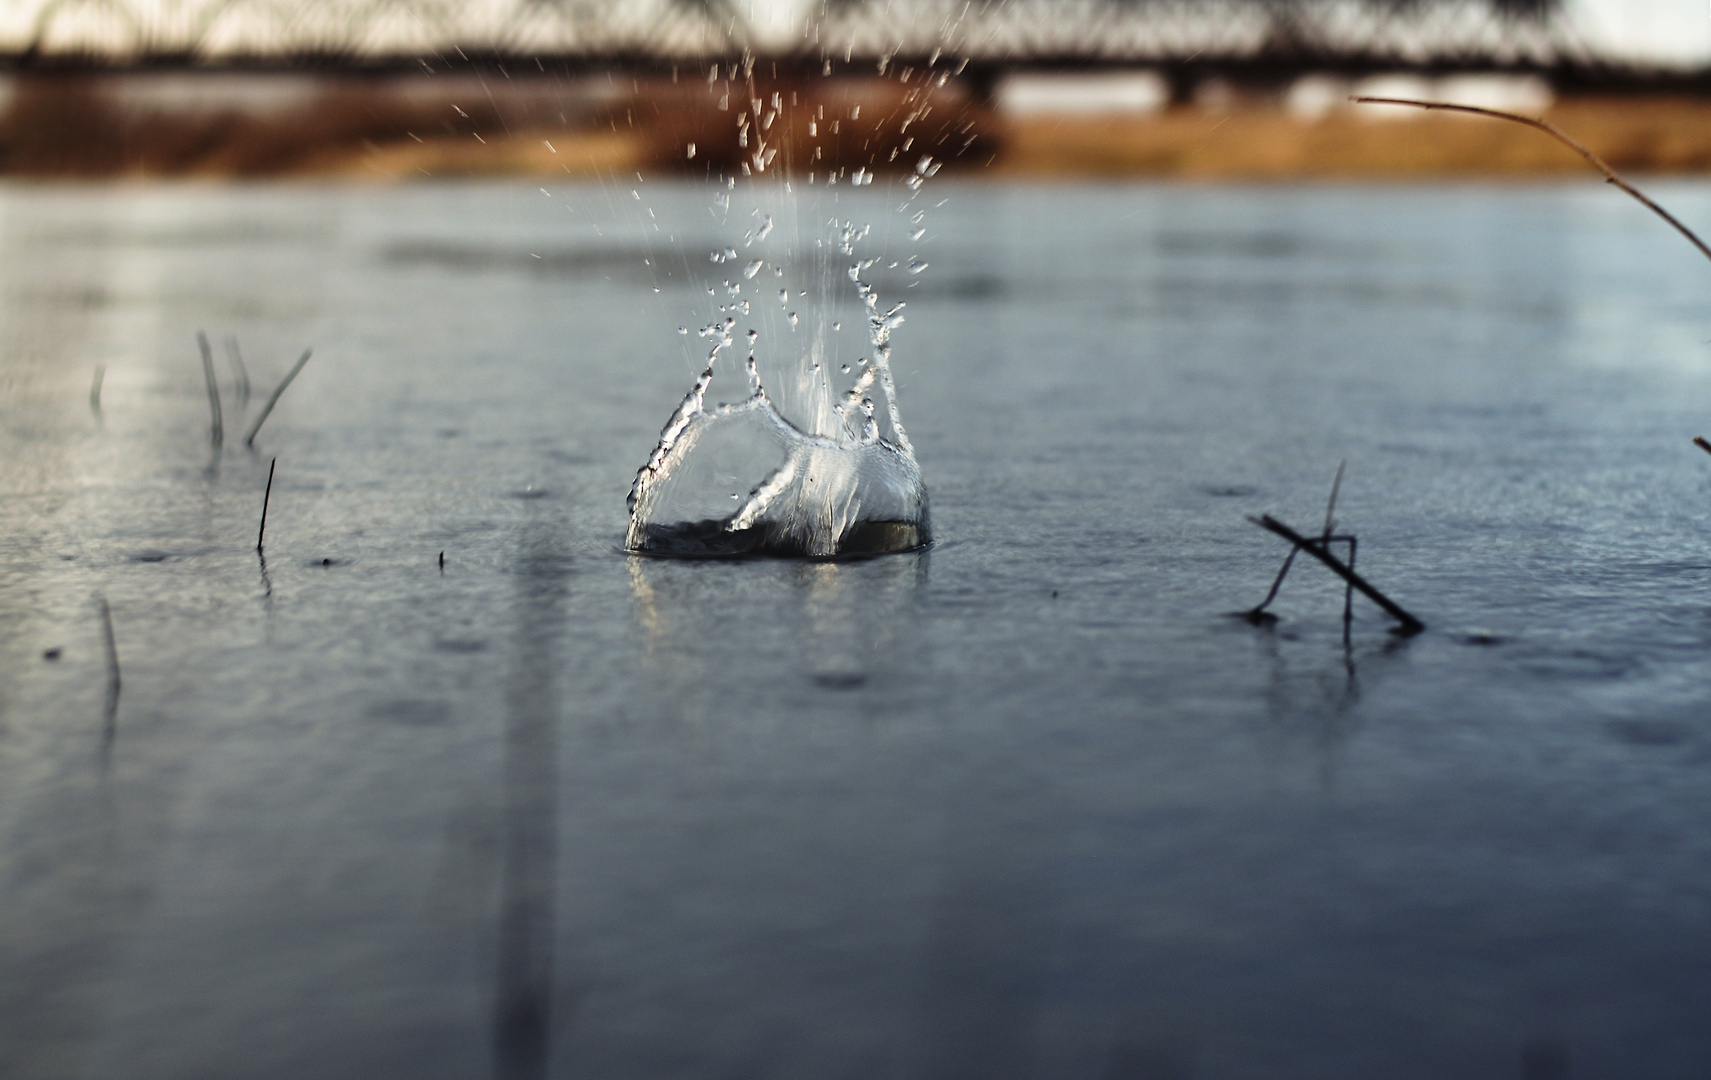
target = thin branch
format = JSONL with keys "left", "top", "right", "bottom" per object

{"left": 198, "top": 331, "right": 223, "bottom": 448}
{"left": 1350, "top": 97, "right": 1711, "bottom": 266}
{"left": 1694, "top": 436, "right": 1711, "bottom": 457}
{"left": 244, "top": 348, "right": 312, "bottom": 448}
{"left": 257, "top": 457, "right": 276, "bottom": 551}
{"left": 1250, "top": 515, "right": 1425, "bottom": 635}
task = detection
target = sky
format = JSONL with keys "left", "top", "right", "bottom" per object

{"left": 1564, "top": 0, "right": 1711, "bottom": 65}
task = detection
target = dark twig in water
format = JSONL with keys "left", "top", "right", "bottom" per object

{"left": 89, "top": 364, "right": 105, "bottom": 415}
{"left": 244, "top": 348, "right": 312, "bottom": 448}
{"left": 1249, "top": 515, "right": 1426, "bottom": 635}
{"left": 1694, "top": 436, "right": 1711, "bottom": 457}
{"left": 1351, "top": 97, "right": 1711, "bottom": 266}
{"left": 439, "top": 550, "right": 445, "bottom": 571}
{"left": 198, "top": 331, "right": 223, "bottom": 448}
{"left": 224, "top": 336, "right": 251, "bottom": 407}
{"left": 97, "top": 596, "right": 120, "bottom": 743}
{"left": 257, "top": 457, "right": 276, "bottom": 551}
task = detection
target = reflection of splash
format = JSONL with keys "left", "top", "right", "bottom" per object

{"left": 624, "top": 549, "right": 928, "bottom": 689}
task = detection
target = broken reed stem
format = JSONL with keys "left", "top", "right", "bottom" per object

{"left": 244, "top": 348, "right": 312, "bottom": 448}
{"left": 1249, "top": 460, "right": 1347, "bottom": 622}
{"left": 224, "top": 336, "right": 251, "bottom": 407}
{"left": 1249, "top": 515, "right": 1426, "bottom": 635}
{"left": 197, "top": 331, "right": 223, "bottom": 448}
{"left": 257, "top": 457, "right": 276, "bottom": 551}
{"left": 89, "top": 364, "right": 104, "bottom": 414}
{"left": 98, "top": 596, "right": 120, "bottom": 739}
{"left": 1351, "top": 97, "right": 1711, "bottom": 266}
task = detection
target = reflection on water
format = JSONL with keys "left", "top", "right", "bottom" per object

{"left": 627, "top": 550, "right": 929, "bottom": 693}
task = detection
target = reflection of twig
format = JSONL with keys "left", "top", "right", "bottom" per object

{"left": 98, "top": 596, "right": 120, "bottom": 744}
{"left": 89, "top": 364, "right": 105, "bottom": 415}
{"left": 198, "top": 331, "right": 223, "bottom": 448}
{"left": 1351, "top": 97, "right": 1711, "bottom": 266}
{"left": 1249, "top": 515, "right": 1425, "bottom": 636}
{"left": 244, "top": 348, "right": 312, "bottom": 448}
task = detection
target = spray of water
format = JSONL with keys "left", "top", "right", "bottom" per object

{"left": 626, "top": 51, "right": 961, "bottom": 558}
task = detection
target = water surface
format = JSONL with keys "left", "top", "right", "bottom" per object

{"left": 3, "top": 179, "right": 1711, "bottom": 1079}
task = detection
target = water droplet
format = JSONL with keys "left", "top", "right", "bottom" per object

{"left": 678, "top": 326, "right": 688, "bottom": 335}
{"left": 743, "top": 259, "right": 764, "bottom": 279}
{"left": 778, "top": 288, "right": 789, "bottom": 303}
{"left": 909, "top": 227, "right": 926, "bottom": 241}
{"left": 916, "top": 155, "right": 940, "bottom": 177}
{"left": 840, "top": 364, "right": 851, "bottom": 373}
{"left": 687, "top": 142, "right": 696, "bottom": 158}
{"left": 833, "top": 321, "right": 841, "bottom": 331}
{"left": 723, "top": 247, "right": 738, "bottom": 260}
{"left": 788, "top": 312, "right": 799, "bottom": 328}
{"left": 908, "top": 259, "right": 928, "bottom": 275}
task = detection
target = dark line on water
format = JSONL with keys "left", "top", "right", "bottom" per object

{"left": 493, "top": 536, "right": 571, "bottom": 1079}
{"left": 97, "top": 596, "right": 120, "bottom": 747}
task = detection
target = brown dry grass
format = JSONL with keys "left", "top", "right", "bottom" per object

{"left": 994, "top": 97, "right": 1711, "bottom": 180}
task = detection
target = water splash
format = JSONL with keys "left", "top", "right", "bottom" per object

{"left": 625, "top": 49, "right": 959, "bottom": 558}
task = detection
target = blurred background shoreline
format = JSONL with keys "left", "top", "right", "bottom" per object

{"left": 4, "top": 0, "right": 1711, "bottom": 180}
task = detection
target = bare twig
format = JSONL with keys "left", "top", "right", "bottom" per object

{"left": 97, "top": 596, "right": 120, "bottom": 741}
{"left": 1694, "top": 436, "right": 1711, "bottom": 457}
{"left": 1250, "top": 515, "right": 1425, "bottom": 635}
{"left": 197, "top": 331, "right": 223, "bottom": 448}
{"left": 1351, "top": 97, "right": 1711, "bottom": 266}
{"left": 89, "top": 364, "right": 104, "bottom": 415}
{"left": 224, "top": 336, "right": 251, "bottom": 407}
{"left": 244, "top": 348, "right": 312, "bottom": 448}
{"left": 257, "top": 457, "right": 276, "bottom": 551}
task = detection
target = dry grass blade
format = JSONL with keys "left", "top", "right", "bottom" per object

{"left": 244, "top": 348, "right": 313, "bottom": 448}
{"left": 1350, "top": 97, "right": 1711, "bottom": 266}
{"left": 224, "top": 336, "right": 251, "bottom": 407}
{"left": 198, "top": 331, "right": 223, "bottom": 448}
{"left": 257, "top": 457, "right": 276, "bottom": 551}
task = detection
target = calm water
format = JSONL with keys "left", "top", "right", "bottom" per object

{"left": 4, "top": 179, "right": 1711, "bottom": 1079}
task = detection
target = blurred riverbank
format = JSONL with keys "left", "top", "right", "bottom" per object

{"left": 4, "top": 69, "right": 1711, "bottom": 180}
